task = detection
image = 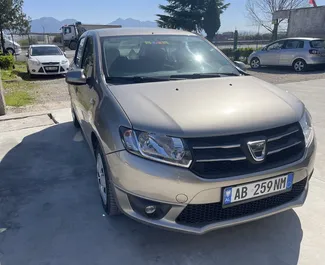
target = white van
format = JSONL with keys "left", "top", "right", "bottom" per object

{"left": 3, "top": 36, "right": 22, "bottom": 55}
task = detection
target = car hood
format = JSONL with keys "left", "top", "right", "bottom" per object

{"left": 31, "top": 55, "right": 65, "bottom": 63}
{"left": 109, "top": 76, "right": 304, "bottom": 138}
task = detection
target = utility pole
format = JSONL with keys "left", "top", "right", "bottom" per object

{"left": 0, "top": 73, "right": 6, "bottom": 116}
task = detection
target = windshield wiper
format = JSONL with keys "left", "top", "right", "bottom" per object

{"left": 170, "top": 73, "right": 241, "bottom": 79}
{"left": 170, "top": 73, "right": 221, "bottom": 79}
{"left": 106, "top": 76, "right": 184, "bottom": 84}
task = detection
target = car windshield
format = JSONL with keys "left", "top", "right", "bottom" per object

{"left": 31, "top": 46, "right": 63, "bottom": 56}
{"left": 101, "top": 35, "right": 240, "bottom": 80}
{"left": 310, "top": 40, "right": 325, "bottom": 48}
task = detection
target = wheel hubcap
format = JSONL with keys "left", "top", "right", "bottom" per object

{"left": 252, "top": 59, "right": 260, "bottom": 68}
{"left": 295, "top": 61, "right": 304, "bottom": 71}
{"left": 96, "top": 154, "right": 107, "bottom": 205}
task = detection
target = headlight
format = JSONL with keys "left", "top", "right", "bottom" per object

{"left": 61, "top": 59, "right": 69, "bottom": 64}
{"left": 299, "top": 109, "right": 314, "bottom": 147}
{"left": 120, "top": 128, "right": 192, "bottom": 167}
{"left": 29, "top": 59, "right": 40, "bottom": 66}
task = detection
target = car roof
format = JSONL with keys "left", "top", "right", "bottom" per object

{"left": 90, "top": 27, "right": 197, "bottom": 37}
{"left": 30, "top": 44, "right": 59, "bottom": 48}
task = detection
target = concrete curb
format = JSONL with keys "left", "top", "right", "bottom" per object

{"left": 0, "top": 110, "right": 50, "bottom": 121}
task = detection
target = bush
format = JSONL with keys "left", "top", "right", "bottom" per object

{"left": 220, "top": 47, "right": 255, "bottom": 63}
{"left": 0, "top": 55, "right": 14, "bottom": 70}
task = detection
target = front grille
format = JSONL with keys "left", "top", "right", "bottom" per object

{"left": 42, "top": 62, "right": 60, "bottom": 65}
{"left": 185, "top": 123, "right": 305, "bottom": 179}
{"left": 176, "top": 177, "right": 307, "bottom": 226}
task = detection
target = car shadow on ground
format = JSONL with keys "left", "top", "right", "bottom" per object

{"left": 0, "top": 123, "right": 302, "bottom": 265}
{"left": 13, "top": 69, "right": 65, "bottom": 81}
{"left": 248, "top": 65, "right": 325, "bottom": 75}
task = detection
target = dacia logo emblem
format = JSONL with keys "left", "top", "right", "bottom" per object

{"left": 247, "top": 140, "right": 266, "bottom": 162}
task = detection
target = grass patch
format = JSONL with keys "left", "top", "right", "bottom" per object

{"left": 4, "top": 90, "right": 34, "bottom": 107}
{"left": 1, "top": 62, "right": 37, "bottom": 107}
{"left": 1, "top": 62, "right": 27, "bottom": 81}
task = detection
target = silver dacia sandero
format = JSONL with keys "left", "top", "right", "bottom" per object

{"left": 66, "top": 28, "right": 316, "bottom": 234}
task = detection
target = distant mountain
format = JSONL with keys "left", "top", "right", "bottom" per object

{"left": 31, "top": 17, "right": 77, "bottom": 33}
{"left": 109, "top": 18, "right": 157, "bottom": 28}
{"left": 30, "top": 17, "right": 157, "bottom": 33}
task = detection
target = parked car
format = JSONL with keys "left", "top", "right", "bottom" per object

{"left": 248, "top": 38, "right": 325, "bottom": 72}
{"left": 66, "top": 28, "right": 316, "bottom": 234}
{"left": 26, "top": 44, "right": 69, "bottom": 77}
{"left": 3, "top": 35, "right": 22, "bottom": 55}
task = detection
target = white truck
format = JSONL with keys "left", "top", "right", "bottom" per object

{"left": 61, "top": 22, "right": 122, "bottom": 50}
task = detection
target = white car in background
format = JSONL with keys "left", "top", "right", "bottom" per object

{"left": 26, "top": 45, "right": 70, "bottom": 77}
{"left": 4, "top": 35, "right": 22, "bottom": 55}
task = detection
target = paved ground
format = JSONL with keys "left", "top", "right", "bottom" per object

{"left": 0, "top": 79, "right": 324, "bottom": 265}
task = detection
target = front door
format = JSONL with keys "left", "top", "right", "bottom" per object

{"left": 76, "top": 36, "right": 98, "bottom": 144}
{"left": 260, "top": 40, "right": 285, "bottom": 66}
{"left": 69, "top": 37, "right": 86, "bottom": 122}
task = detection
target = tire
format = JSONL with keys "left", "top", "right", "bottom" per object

{"left": 69, "top": 41, "right": 77, "bottom": 50}
{"left": 250, "top": 57, "right": 261, "bottom": 69}
{"left": 95, "top": 145, "right": 120, "bottom": 216}
{"left": 293, "top": 59, "right": 307, "bottom": 72}
{"left": 71, "top": 107, "right": 80, "bottom": 128}
{"left": 6, "top": 48, "right": 15, "bottom": 55}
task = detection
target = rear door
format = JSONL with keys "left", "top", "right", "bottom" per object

{"left": 279, "top": 39, "right": 305, "bottom": 66}
{"left": 260, "top": 40, "right": 285, "bottom": 66}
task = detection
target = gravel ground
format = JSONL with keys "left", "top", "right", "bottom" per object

{"left": 5, "top": 64, "right": 325, "bottom": 115}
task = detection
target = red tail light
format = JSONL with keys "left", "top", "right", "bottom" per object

{"left": 309, "top": 49, "right": 320, "bottom": 55}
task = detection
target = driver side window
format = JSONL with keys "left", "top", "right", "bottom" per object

{"left": 267, "top": 41, "right": 285, "bottom": 51}
{"left": 75, "top": 38, "right": 86, "bottom": 67}
{"left": 81, "top": 37, "right": 94, "bottom": 78}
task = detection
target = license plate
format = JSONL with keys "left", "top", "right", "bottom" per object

{"left": 223, "top": 173, "right": 294, "bottom": 206}
{"left": 45, "top": 66, "right": 58, "bottom": 70}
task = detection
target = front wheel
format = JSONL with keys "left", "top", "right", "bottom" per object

{"left": 250, "top": 57, "right": 261, "bottom": 69}
{"left": 6, "top": 48, "right": 15, "bottom": 55}
{"left": 293, "top": 59, "right": 307, "bottom": 72}
{"left": 95, "top": 145, "right": 120, "bottom": 216}
{"left": 69, "top": 41, "right": 77, "bottom": 50}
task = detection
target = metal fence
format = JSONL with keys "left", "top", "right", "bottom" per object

{"left": 8, "top": 33, "right": 63, "bottom": 50}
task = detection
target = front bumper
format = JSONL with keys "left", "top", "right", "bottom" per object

{"left": 28, "top": 63, "right": 69, "bottom": 75}
{"left": 107, "top": 140, "right": 315, "bottom": 234}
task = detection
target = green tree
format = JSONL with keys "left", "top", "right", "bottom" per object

{"left": 0, "top": 0, "right": 30, "bottom": 54}
{"left": 157, "top": 0, "right": 229, "bottom": 41}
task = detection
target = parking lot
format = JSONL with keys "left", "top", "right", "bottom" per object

{"left": 0, "top": 77, "right": 324, "bottom": 264}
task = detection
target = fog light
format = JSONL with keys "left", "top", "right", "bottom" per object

{"left": 145, "top": 205, "right": 156, "bottom": 214}
{"left": 128, "top": 194, "right": 172, "bottom": 220}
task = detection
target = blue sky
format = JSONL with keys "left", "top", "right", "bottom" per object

{"left": 23, "top": 0, "right": 325, "bottom": 32}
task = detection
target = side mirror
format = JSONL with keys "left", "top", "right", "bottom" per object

{"left": 25, "top": 52, "right": 29, "bottom": 57}
{"left": 65, "top": 69, "right": 87, "bottom": 85}
{"left": 234, "top": 61, "right": 247, "bottom": 72}
{"left": 64, "top": 52, "right": 67, "bottom": 57}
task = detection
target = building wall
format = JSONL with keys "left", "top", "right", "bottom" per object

{"left": 287, "top": 6, "right": 325, "bottom": 38}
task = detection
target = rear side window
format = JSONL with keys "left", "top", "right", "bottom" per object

{"left": 310, "top": 40, "right": 325, "bottom": 48}
{"left": 284, "top": 40, "right": 304, "bottom": 49}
